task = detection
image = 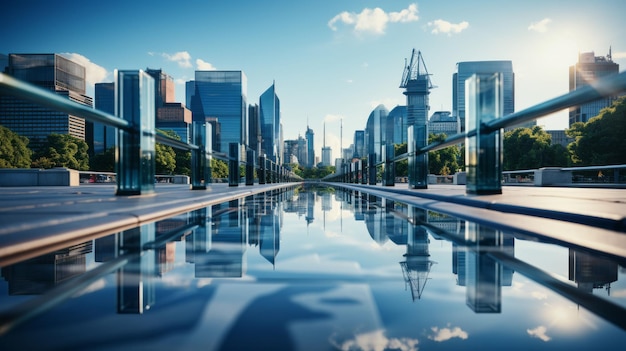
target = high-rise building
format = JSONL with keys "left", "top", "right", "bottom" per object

{"left": 429, "top": 111, "right": 459, "bottom": 136}
{"left": 259, "top": 82, "right": 281, "bottom": 164}
{"left": 305, "top": 126, "right": 315, "bottom": 168}
{"left": 453, "top": 61, "right": 517, "bottom": 132}
{"left": 0, "top": 53, "right": 92, "bottom": 151}
{"left": 248, "top": 104, "right": 261, "bottom": 157}
{"left": 92, "top": 82, "right": 116, "bottom": 155}
{"left": 365, "top": 104, "right": 389, "bottom": 162}
{"left": 353, "top": 130, "right": 365, "bottom": 159}
{"left": 322, "top": 146, "right": 332, "bottom": 166}
{"left": 146, "top": 69, "right": 190, "bottom": 143}
{"left": 387, "top": 105, "right": 408, "bottom": 145}
{"left": 187, "top": 71, "right": 248, "bottom": 154}
{"left": 296, "top": 135, "right": 307, "bottom": 166}
{"left": 569, "top": 50, "right": 620, "bottom": 126}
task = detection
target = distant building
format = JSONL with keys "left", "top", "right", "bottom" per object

{"left": 305, "top": 126, "right": 315, "bottom": 167}
{"left": 365, "top": 104, "right": 389, "bottom": 162}
{"left": 248, "top": 104, "right": 261, "bottom": 156}
{"left": 569, "top": 51, "right": 620, "bottom": 126}
{"left": 0, "top": 53, "right": 92, "bottom": 151}
{"left": 429, "top": 111, "right": 459, "bottom": 136}
{"left": 547, "top": 130, "right": 574, "bottom": 148}
{"left": 187, "top": 71, "right": 248, "bottom": 154}
{"left": 322, "top": 146, "right": 332, "bottom": 167}
{"left": 146, "top": 69, "right": 190, "bottom": 143}
{"left": 387, "top": 105, "right": 407, "bottom": 145}
{"left": 296, "top": 136, "right": 307, "bottom": 167}
{"left": 92, "top": 82, "right": 116, "bottom": 155}
{"left": 453, "top": 61, "right": 519, "bottom": 132}
{"left": 259, "top": 82, "right": 281, "bottom": 164}
{"left": 353, "top": 130, "right": 365, "bottom": 159}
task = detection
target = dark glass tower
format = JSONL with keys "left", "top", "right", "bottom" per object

{"left": 259, "top": 82, "right": 280, "bottom": 164}
{"left": 92, "top": 82, "right": 116, "bottom": 155}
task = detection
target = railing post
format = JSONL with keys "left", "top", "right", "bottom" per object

{"left": 465, "top": 73, "right": 503, "bottom": 195}
{"left": 115, "top": 70, "right": 155, "bottom": 196}
{"left": 191, "top": 122, "right": 212, "bottom": 190}
{"left": 408, "top": 125, "right": 428, "bottom": 189}
{"left": 228, "top": 143, "right": 240, "bottom": 187}
{"left": 383, "top": 143, "right": 395, "bottom": 186}
{"left": 258, "top": 155, "right": 266, "bottom": 184}
{"left": 368, "top": 153, "right": 377, "bottom": 185}
{"left": 246, "top": 150, "right": 255, "bottom": 186}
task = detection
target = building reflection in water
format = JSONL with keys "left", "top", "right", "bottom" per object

{"left": 400, "top": 206, "right": 436, "bottom": 301}
{"left": 569, "top": 249, "right": 618, "bottom": 294}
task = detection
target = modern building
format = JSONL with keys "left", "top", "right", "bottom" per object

{"left": 305, "top": 126, "right": 315, "bottom": 168}
{"left": 429, "top": 111, "right": 459, "bottom": 136}
{"left": 453, "top": 61, "right": 517, "bottom": 132}
{"left": 259, "top": 82, "right": 281, "bottom": 164}
{"left": 321, "top": 146, "right": 332, "bottom": 167}
{"left": 296, "top": 135, "right": 307, "bottom": 166}
{"left": 186, "top": 71, "right": 248, "bottom": 154}
{"left": 365, "top": 104, "right": 389, "bottom": 162}
{"left": 547, "top": 130, "right": 574, "bottom": 148}
{"left": 569, "top": 50, "right": 620, "bottom": 126}
{"left": 248, "top": 104, "right": 261, "bottom": 157}
{"left": 353, "top": 130, "right": 365, "bottom": 159}
{"left": 92, "top": 82, "right": 116, "bottom": 155}
{"left": 0, "top": 53, "right": 92, "bottom": 151}
{"left": 146, "top": 69, "right": 191, "bottom": 143}
{"left": 387, "top": 105, "right": 408, "bottom": 145}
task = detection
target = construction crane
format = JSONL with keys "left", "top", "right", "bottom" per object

{"left": 400, "top": 49, "right": 435, "bottom": 90}
{"left": 400, "top": 49, "right": 436, "bottom": 127}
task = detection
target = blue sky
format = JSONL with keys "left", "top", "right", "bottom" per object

{"left": 2, "top": 0, "right": 625, "bottom": 158}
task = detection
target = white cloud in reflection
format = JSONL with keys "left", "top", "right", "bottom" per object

{"left": 610, "top": 288, "right": 626, "bottom": 298}
{"left": 428, "top": 325, "right": 468, "bottom": 342}
{"left": 531, "top": 291, "right": 548, "bottom": 300}
{"left": 527, "top": 325, "right": 551, "bottom": 342}
{"left": 334, "top": 329, "right": 419, "bottom": 351}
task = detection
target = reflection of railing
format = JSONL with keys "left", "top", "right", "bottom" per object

{"left": 0, "top": 72, "right": 302, "bottom": 195}
{"left": 503, "top": 164, "right": 626, "bottom": 187}
{"left": 325, "top": 72, "right": 626, "bottom": 194}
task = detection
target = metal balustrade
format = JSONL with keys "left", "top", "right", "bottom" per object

{"left": 0, "top": 70, "right": 302, "bottom": 195}
{"left": 326, "top": 71, "right": 626, "bottom": 194}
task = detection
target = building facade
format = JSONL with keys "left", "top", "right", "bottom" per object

{"left": 429, "top": 111, "right": 459, "bottom": 136}
{"left": 0, "top": 53, "right": 92, "bottom": 151}
{"left": 387, "top": 105, "right": 408, "bottom": 145}
{"left": 259, "top": 83, "right": 281, "bottom": 164}
{"left": 353, "top": 130, "right": 365, "bottom": 159}
{"left": 305, "top": 126, "right": 315, "bottom": 168}
{"left": 453, "top": 61, "right": 517, "bottom": 132}
{"left": 321, "top": 146, "right": 332, "bottom": 167}
{"left": 92, "top": 82, "right": 116, "bottom": 155}
{"left": 187, "top": 71, "right": 248, "bottom": 154}
{"left": 365, "top": 104, "right": 389, "bottom": 162}
{"left": 569, "top": 51, "right": 620, "bottom": 126}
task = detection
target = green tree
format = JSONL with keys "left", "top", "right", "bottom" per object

{"left": 503, "top": 126, "right": 569, "bottom": 170}
{"left": 566, "top": 96, "right": 626, "bottom": 166}
{"left": 155, "top": 142, "right": 176, "bottom": 174}
{"left": 428, "top": 133, "right": 461, "bottom": 175}
{"left": 211, "top": 158, "right": 229, "bottom": 179}
{"left": 0, "top": 125, "right": 32, "bottom": 168}
{"left": 32, "top": 134, "right": 89, "bottom": 170}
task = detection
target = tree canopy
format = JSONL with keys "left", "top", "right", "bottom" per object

{"left": 32, "top": 133, "right": 89, "bottom": 170}
{"left": 503, "top": 126, "right": 569, "bottom": 170}
{"left": 427, "top": 134, "right": 462, "bottom": 175}
{"left": 566, "top": 96, "right": 626, "bottom": 166}
{"left": 0, "top": 125, "right": 32, "bottom": 168}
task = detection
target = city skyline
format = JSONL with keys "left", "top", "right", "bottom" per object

{"left": 2, "top": 0, "right": 625, "bottom": 157}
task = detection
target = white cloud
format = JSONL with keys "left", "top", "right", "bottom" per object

{"left": 162, "top": 51, "right": 192, "bottom": 68}
{"left": 334, "top": 329, "right": 419, "bottom": 351}
{"left": 428, "top": 326, "right": 469, "bottom": 342}
{"left": 527, "top": 325, "right": 551, "bottom": 342}
{"left": 528, "top": 18, "right": 552, "bottom": 33}
{"left": 328, "top": 3, "right": 418, "bottom": 35}
{"left": 60, "top": 53, "right": 109, "bottom": 85}
{"left": 428, "top": 19, "right": 469, "bottom": 35}
{"left": 196, "top": 58, "right": 216, "bottom": 70}
{"left": 324, "top": 114, "right": 344, "bottom": 123}
{"left": 613, "top": 52, "right": 626, "bottom": 59}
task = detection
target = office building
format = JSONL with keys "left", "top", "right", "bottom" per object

{"left": 146, "top": 69, "right": 190, "bottom": 143}
{"left": 453, "top": 61, "right": 517, "bottom": 132}
{"left": 321, "top": 146, "right": 332, "bottom": 167}
{"left": 259, "top": 82, "right": 281, "bottom": 164}
{"left": 305, "top": 126, "right": 315, "bottom": 168}
{"left": 248, "top": 104, "right": 261, "bottom": 156}
{"left": 365, "top": 104, "right": 389, "bottom": 162}
{"left": 387, "top": 105, "right": 408, "bottom": 145}
{"left": 187, "top": 71, "right": 248, "bottom": 154}
{"left": 0, "top": 53, "right": 92, "bottom": 151}
{"left": 91, "top": 82, "right": 116, "bottom": 155}
{"left": 429, "top": 111, "right": 459, "bottom": 136}
{"left": 569, "top": 50, "right": 620, "bottom": 126}
{"left": 353, "top": 130, "right": 365, "bottom": 159}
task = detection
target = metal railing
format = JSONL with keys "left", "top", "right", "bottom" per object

{"left": 326, "top": 71, "right": 626, "bottom": 194}
{"left": 0, "top": 71, "right": 302, "bottom": 195}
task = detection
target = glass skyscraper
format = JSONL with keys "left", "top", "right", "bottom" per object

{"left": 365, "top": 104, "right": 389, "bottom": 162}
{"left": 0, "top": 54, "right": 92, "bottom": 151}
{"left": 187, "top": 71, "right": 247, "bottom": 154}
{"left": 92, "top": 82, "right": 116, "bottom": 155}
{"left": 387, "top": 105, "right": 408, "bottom": 145}
{"left": 569, "top": 51, "right": 620, "bottom": 126}
{"left": 305, "top": 126, "right": 314, "bottom": 168}
{"left": 353, "top": 130, "right": 365, "bottom": 159}
{"left": 259, "top": 82, "right": 281, "bottom": 164}
{"left": 453, "top": 61, "right": 516, "bottom": 132}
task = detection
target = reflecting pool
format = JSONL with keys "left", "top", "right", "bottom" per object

{"left": 1, "top": 185, "right": 625, "bottom": 350}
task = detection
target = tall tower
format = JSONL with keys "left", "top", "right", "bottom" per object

{"left": 260, "top": 82, "right": 280, "bottom": 163}
{"left": 569, "top": 50, "right": 620, "bottom": 126}
{"left": 400, "top": 50, "right": 435, "bottom": 128}
{"left": 321, "top": 122, "right": 331, "bottom": 166}
{"left": 305, "top": 125, "right": 315, "bottom": 168}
